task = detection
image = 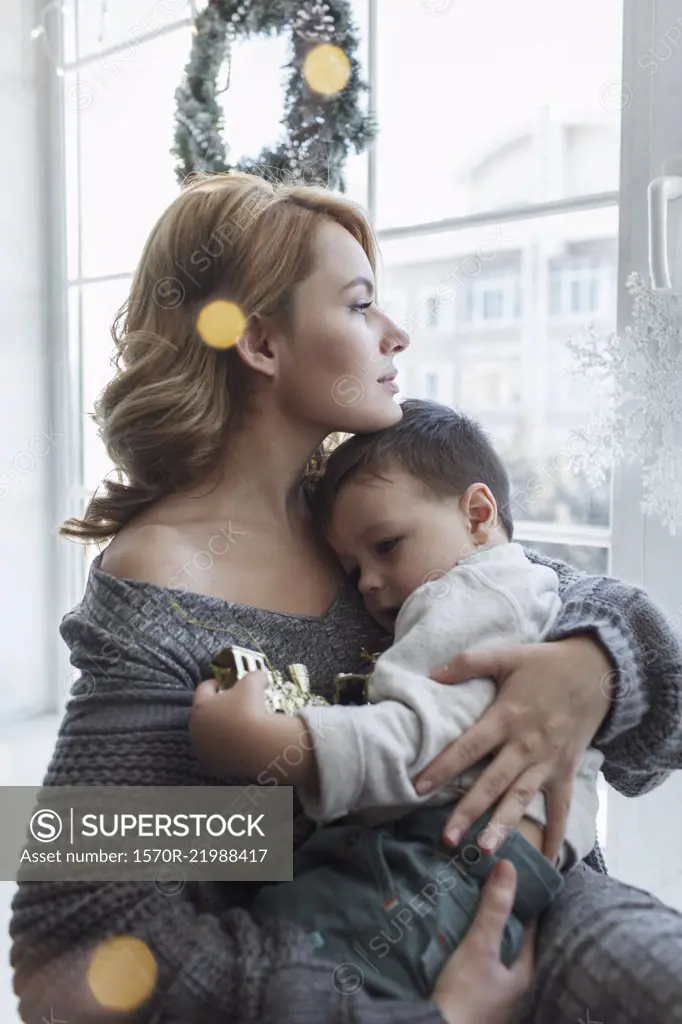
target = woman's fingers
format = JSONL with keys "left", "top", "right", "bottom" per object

{"left": 476, "top": 765, "right": 549, "bottom": 852}
{"left": 437, "top": 746, "right": 529, "bottom": 847}
{"left": 467, "top": 859, "right": 518, "bottom": 955}
{"left": 471, "top": 864, "right": 536, "bottom": 1004}
{"left": 431, "top": 861, "right": 535, "bottom": 1024}
{"left": 431, "top": 648, "right": 511, "bottom": 685}
{"left": 415, "top": 713, "right": 505, "bottom": 797}
{"left": 542, "top": 777, "right": 574, "bottom": 864}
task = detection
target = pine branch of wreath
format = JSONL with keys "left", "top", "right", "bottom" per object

{"left": 171, "top": 0, "right": 377, "bottom": 190}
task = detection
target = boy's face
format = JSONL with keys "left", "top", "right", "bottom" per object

{"left": 327, "top": 464, "right": 482, "bottom": 633}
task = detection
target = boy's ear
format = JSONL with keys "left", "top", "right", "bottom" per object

{"left": 462, "top": 483, "right": 498, "bottom": 542}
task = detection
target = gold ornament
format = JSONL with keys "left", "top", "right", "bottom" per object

{"left": 210, "top": 645, "right": 329, "bottom": 714}
{"left": 209, "top": 644, "right": 377, "bottom": 713}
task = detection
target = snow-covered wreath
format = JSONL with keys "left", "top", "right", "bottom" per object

{"left": 172, "top": 0, "right": 376, "bottom": 190}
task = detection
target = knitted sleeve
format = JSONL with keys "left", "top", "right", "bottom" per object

{"left": 9, "top": 629, "right": 446, "bottom": 1024}
{"left": 523, "top": 548, "right": 682, "bottom": 795}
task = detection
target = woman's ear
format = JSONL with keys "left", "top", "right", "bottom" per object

{"left": 462, "top": 483, "right": 498, "bottom": 544}
{"left": 235, "top": 313, "right": 281, "bottom": 378}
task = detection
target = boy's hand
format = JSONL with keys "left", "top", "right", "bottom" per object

{"left": 190, "top": 671, "right": 318, "bottom": 788}
{"left": 190, "top": 671, "right": 271, "bottom": 777}
{"left": 194, "top": 671, "right": 270, "bottom": 729}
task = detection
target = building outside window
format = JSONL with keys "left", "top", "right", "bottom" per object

{"left": 461, "top": 271, "right": 523, "bottom": 324}
{"left": 549, "top": 256, "right": 613, "bottom": 317}
{"left": 424, "top": 371, "right": 439, "bottom": 400}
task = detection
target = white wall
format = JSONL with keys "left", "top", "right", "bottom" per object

{"left": 0, "top": 1, "right": 51, "bottom": 719}
{"left": 0, "top": 0, "right": 74, "bottom": 722}
{"left": 0, "top": 4, "right": 75, "bottom": 1015}
{"left": 0, "top": 3, "right": 63, "bottom": 1009}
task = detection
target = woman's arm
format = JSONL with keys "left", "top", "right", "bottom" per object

{"left": 412, "top": 552, "right": 682, "bottom": 862}
{"left": 10, "top": 677, "right": 448, "bottom": 1024}
{"left": 524, "top": 548, "right": 682, "bottom": 794}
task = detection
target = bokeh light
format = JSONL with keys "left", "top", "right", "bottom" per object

{"left": 87, "top": 936, "right": 158, "bottom": 1012}
{"left": 303, "top": 44, "right": 351, "bottom": 96}
{"left": 196, "top": 300, "right": 247, "bottom": 349}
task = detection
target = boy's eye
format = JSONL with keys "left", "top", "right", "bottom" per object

{"left": 375, "top": 537, "right": 401, "bottom": 556}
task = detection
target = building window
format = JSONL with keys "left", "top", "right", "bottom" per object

{"left": 461, "top": 271, "right": 521, "bottom": 324}
{"left": 482, "top": 288, "right": 504, "bottom": 319}
{"left": 425, "top": 295, "right": 439, "bottom": 326}
{"left": 549, "top": 258, "right": 610, "bottom": 317}
{"left": 549, "top": 274, "right": 563, "bottom": 315}
{"left": 411, "top": 294, "right": 440, "bottom": 329}
{"left": 460, "top": 364, "right": 510, "bottom": 410}
{"left": 424, "top": 372, "right": 439, "bottom": 400}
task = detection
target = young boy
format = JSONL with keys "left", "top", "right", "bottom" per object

{"left": 190, "top": 399, "right": 603, "bottom": 1001}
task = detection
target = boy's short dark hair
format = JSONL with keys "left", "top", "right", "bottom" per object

{"left": 310, "top": 398, "right": 514, "bottom": 540}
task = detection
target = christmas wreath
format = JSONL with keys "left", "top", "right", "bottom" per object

{"left": 172, "top": 0, "right": 376, "bottom": 191}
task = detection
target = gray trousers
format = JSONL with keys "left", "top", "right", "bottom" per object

{"left": 251, "top": 805, "right": 565, "bottom": 1002}
{"left": 519, "top": 862, "right": 682, "bottom": 1024}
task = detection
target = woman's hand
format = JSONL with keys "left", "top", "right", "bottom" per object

{"left": 431, "top": 860, "right": 535, "bottom": 1024}
{"left": 414, "top": 637, "right": 614, "bottom": 862}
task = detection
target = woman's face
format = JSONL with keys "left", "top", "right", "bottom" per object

{"left": 275, "top": 220, "right": 410, "bottom": 433}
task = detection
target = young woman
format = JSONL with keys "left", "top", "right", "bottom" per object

{"left": 10, "top": 173, "right": 682, "bottom": 1024}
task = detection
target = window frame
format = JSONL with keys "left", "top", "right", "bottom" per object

{"left": 602, "top": 0, "right": 682, "bottom": 910}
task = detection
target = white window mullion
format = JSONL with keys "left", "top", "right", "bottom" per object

{"left": 607, "top": 0, "right": 682, "bottom": 909}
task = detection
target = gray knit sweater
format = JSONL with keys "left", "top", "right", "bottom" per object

{"left": 9, "top": 548, "right": 682, "bottom": 1024}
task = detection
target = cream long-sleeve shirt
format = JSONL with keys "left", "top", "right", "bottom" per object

{"left": 297, "top": 542, "right": 604, "bottom": 867}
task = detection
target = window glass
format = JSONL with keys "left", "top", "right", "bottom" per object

{"left": 375, "top": 0, "right": 623, "bottom": 228}
{"left": 78, "top": 278, "right": 132, "bottom": 490}
{"left": 379, "top": 204, "right": 618, "bottom": 530}
{"left": 75, "top": 27, "right": 193, "bottom": 278}
{"left": 76, "top": 0, "right": 191, "bottom": 60}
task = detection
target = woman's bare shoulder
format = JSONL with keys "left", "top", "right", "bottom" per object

{"left": 100, "top": 522, "right": 193, "bottom": 587}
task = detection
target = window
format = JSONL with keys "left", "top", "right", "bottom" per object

{"left": 460, "top": 271, "right": 522, "bottom": 325}
{"left": 78, "top": 278, "right": 132, "bottom": 491}
{"left": 424, "top": 372, "right": 439, "bottom": 400}
{"left": 407, "top": 292, "right": 442, "bottom": 330}
{"left": 415, "top": 367, "right": 454, "bottom": 405}
{"left": 374, "top": 0, "right": 623, "bottom": 229}
{"left": 381, "top": 292, "right": 408, "bottom": 327}
{"left": 548, "top": 256, "right": 613, "bottom": 318}
{"left": 521, "top": 539, "right": 609, "bottom": 576}
{"left": 425, "top": 295, "right": 439, "bottom": 327}
{"left": 482, "top": 288, "right": 504, "bottom": 320}
{"left": 75, "top": 0, "right": 192, "bottom": 59}
{"left": 72, "top": 27, "right": 197, "bottom": 279}
{"left": 383, "top": 206, "right": 618, "bottom": 539}
{"left": 460, "top": 364, "right": 507, "bottom": 408}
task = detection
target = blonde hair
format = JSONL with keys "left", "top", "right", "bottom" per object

{"left": 60, "top": 173, "right": 378, "bottom": 543}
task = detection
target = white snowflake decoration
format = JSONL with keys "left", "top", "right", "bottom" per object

{"left": 566, "top": 272, "right": 682, "bottom": 533}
